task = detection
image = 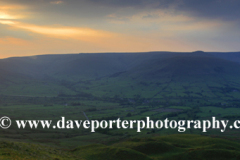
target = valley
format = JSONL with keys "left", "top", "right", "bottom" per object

{"left": 1, "top": 51, "right": 240, "bottom": 159}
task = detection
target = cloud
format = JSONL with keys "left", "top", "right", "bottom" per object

{"left": 176, "top": 0, "right": 240, "bottom": 22}
{"left": 0, "top": 3, "right": 29, "bottom": 22}
{"left": 0, "top": 0, "right": 239, "bottom": 58}
{"left": 0, "top": 32, "right": 197, "bottom": 59}
{"left": 88, "top": 0, "right": 240, "bottom": 22}
{"left": 3, "top": 0, "right": 240, "bottom": 22}
{"left": 0, "top": 12, "right": 16, "bottom": 19}
{"left": 50, "top": 1, "right": 63, "bottom": 5}
{"left": 0, "top": 20, "right": 16, "bottom": 24}
{"left": 0, "top": 20, "right": 113, "bottom": 41}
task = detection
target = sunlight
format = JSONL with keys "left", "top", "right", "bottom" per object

{"left": 0, "top": 20, "right": 16, "bottom": 25}
{"left": 0, "top": 19, "right": 112, "bottom": 40}
{"left": 0, "top": 12, "right": 15, "bottom": 19}
{"left": 17, "top": 25, "right": 99, "bottom": 37}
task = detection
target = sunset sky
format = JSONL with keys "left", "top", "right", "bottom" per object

{"left": 0, "top": 0, "right": 240, "bottom": 58}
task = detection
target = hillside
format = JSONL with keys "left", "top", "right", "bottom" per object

{"left": 0, "top": 51, "right": 239, "bottom": 81}
{"left": 1, "top": 52, "right": 240, "bottom": 160}
{"left": 1, "top": 134, "right": 240, "bottom": 160}
{"left": 118, "top": 55, "right": 240, "bottom": 80}
{"left": 0, "top": 51, "right": 240, "bottom": 97}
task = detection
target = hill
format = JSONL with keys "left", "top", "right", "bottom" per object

{"left": 1, "top": 52, "right": 240, "bottom": 160}
{"left": 0, "top": 51, "right": 239, "bottom": 81}
{"left": 119, "top": 55, "right": 240, "bottom": 80}
{"left": 1, "top": 134, "right": 240, "bottom": 160}
{"left": 0, "top": 51, "right": 240, "bottom": 97}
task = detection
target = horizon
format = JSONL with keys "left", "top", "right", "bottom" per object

{"left": 1, "top": 0, "right": 240, "bottom": 59}
{"left": 1, "top": 50, "right": 240, "bottom": 60}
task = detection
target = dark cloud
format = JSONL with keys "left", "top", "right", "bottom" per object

{"left": 3, "top": 0, "right": 116, "bottom": 26}
{"left": 177, "top": 0, "right": 240, "bottom": 21}
{"left": 5, "top": 0, "right": 240, "bottom": 24}
{"left": 88, "top": 0, "right": 240, "bottom": 21}
{"left": 88, "top": 0, "right": 175, "bottom": 9}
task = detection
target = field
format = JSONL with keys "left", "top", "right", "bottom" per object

{"left": 2, "top": 134, "right": 240, "bottom": 160}
{"left": 1, "top": 52, "right": 240, "bottom": 159}
{"left": 1, "top": 82, "right": 240, "bottom": 149}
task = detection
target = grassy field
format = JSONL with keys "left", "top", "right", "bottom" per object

{"left": 1, "top": 88, "right": 240, "bottom": 150}
{"left": 1, "top": 134, "right": 240, "bottom": 160}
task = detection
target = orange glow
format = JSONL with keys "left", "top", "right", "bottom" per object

{"left": 0, "top": 1, "right": 237, "bottom": 59}
{"left": 0, "top": 4, "right": 26, "bottom": 10}
{"left": 0, "top": 3, "right": 27, "bottom": 17}
{"left": 0, "top": 20, "right": 16, "bottom": 24}
{"left": 0, "top": 20, "right": 113, "bottom": 41}
{"left": 0, "top": 33, "right": 199, "bottom": 59}
{"left": 0, "top": 12, "right": 15, "bottom": 19}
{"left": 17, "top": 24, "right": 108, "bottom": 38}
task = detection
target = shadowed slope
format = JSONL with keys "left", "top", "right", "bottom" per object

{"left": 119, "top": 55, "right": 240, "bottom": 80}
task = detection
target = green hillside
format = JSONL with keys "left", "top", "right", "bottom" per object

{"left": 1, "top": 52, "right": 240, "bottom": 97}
{"left": 1, "top": 134, "right": 240, "bottom": 160}
{"left": 1, "top": 52, "right": 240, "bottom": 160}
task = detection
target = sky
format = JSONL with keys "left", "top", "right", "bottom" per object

{"left": 0, "top": 0, "right": 240, "bottom": 58}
